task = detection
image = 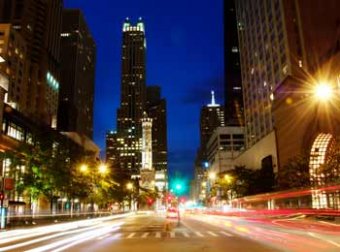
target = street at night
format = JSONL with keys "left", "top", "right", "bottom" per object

{"left": 1, "top": 212, "right": 340, "bottom": 252}
{"left": 1, "top": 0, "right": 340, "bottom": 251}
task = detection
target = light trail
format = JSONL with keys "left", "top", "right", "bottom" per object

{"left": 0, "top": 224, "right": 103, "bottom": 251}
{"left": 24, "top": 226, "right": 121, "bottom": 252}
{"left": 0, "top": 213, "right": 131, "bottom": 244}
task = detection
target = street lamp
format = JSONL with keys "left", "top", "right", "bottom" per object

{"left": 126, "top": 182, "right": 133, "bottom": 190}
{"left": 208, "top": 172, "right": 216, "bottom": 180}
{"left": 313, "top": 82, "right": 333, "bottom": 101}
{"left": 79, "top": 164, "right": 88, "bottom": 173}
{"left": 126, "top": 182, "right": 134, "bottom": 211}
{"left": 98, "top": 163, "right": 108, "bottom": 175}
{"left": 224, "top": 174, "right": 233, "bottom": 184}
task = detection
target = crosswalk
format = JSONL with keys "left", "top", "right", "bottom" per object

{"left": 100, "top": 230, "right": 234, "bottom": 240}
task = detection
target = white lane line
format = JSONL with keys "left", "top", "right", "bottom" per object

{"left": 170, "top": 232, "right": 175, "bottom": 238}
{"left": 182, "top": 232, "right": 190, "bottom": 238}
{"left": 112, "top": 233, "right": 122, "bottom": 239}
{"left": 155, "top": 232, "right": 161, "bottom": 238}
{"left": 220, "top": 231, "right": 233, "bottom": 237}
{"left": 195, "top": 231, "right": 204, "bottom": 237}
{"left": 141, "top": 232, "right": 149, "bottom": 238}
{"left": 308, "top": 232, "right": 340, "bottom": 248}
{"left": 127, "top": 233, "right": 136, "bottom": 239}
{"left": 97, "top": 234, "right": 111, "bottom": 240}
{"left": 207, "top": 231, "right": 218, "bottom": 237}
{"left": 320, "top": 221, "right": 340, "bottom": 227}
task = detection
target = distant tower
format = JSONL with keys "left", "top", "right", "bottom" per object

{"left": 141, "top": 112, "right": 153, "bottom": 170}
{"left": 195, "top": 90, "right": 225, "bottom": 168}
{"left": 140, "top": 112, "right": 155, "bottom": 190}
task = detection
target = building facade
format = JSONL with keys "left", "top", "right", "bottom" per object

{"left": 58, "top": 9, "right": 96, "bottom": 139}
{"left": 0, "top": 0, "right": 63, "bottom": 127}
{"left": 0, "top": 24, "right": 27, "bottom": 114}
{"left": 206, "top": 126, "right": 245, "bottom": 174}
{"left": 114, "top": 18, "right": 147, "bottom": 175}
{"left": 224, "top": 0, "right": 244, "bottom": 127}
{"left": 235, "top": 0, "right": 340, "bottom": 170}
{"left": 146, "top": 86, "right": 168, "bottom": 190}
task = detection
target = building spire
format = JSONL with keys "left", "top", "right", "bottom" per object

{"left": 208, "top": 90, "right": 219, "bottom": 107}
{"left": 211, "top": 90, "right": 216, "bottom": 105}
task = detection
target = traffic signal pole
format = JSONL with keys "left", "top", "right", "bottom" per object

{"left": 0, "top": 189, "right": 5, "bottom": 229}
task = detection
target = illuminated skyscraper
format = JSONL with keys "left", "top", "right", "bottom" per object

{"left": 115, "top": 18, "right": 146, "bottom": 175}
{"left": 200, "top": 91, "right": 225, "bottom": 150}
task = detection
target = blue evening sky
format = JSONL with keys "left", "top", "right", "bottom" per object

{"left": 64, "top": 0, "right": 224, "bottom": 184}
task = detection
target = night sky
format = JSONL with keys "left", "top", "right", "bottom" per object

{"left": 64, "top": 0, "right": 224, "bottom": 186}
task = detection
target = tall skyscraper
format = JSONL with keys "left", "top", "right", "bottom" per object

{"left": 115, "top": 18, "right": 147, "bottom": 175}
{"left": 0, "top": 0, "right": 63, "bottom": 126}
{"left": 224, "top": 0, "right": 244, "bottom": 127}
{"left": 200, "top": 91, "right": 225, "bottom": 151}
{"left": 235, "top": 0, "right": 340, "bottom": 149}
{"left": 146, "top": 86, "right": 168, "bottom": 190}
{"left": 58, "top": 9, "right": 96, "bottom": 139}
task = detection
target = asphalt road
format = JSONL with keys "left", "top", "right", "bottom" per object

{"left": 1, "top": 211, "right": 340, "bottom": 252}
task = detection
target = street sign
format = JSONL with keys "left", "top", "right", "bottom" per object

{"left": 4, "top": 178, "right": 14, "bottom": 191}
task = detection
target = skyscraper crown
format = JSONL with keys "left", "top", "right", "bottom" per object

{"left": 123, "top": 17, "right": 145, "bottom": 32}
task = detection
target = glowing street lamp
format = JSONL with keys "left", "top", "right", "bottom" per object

{"left": 314, "top": 82, "right": 333, "bottom": 101}
{"left": 98, "top": 163, "right": 108, "bottom": 174}
{"left": 79, "top": 164, "right": 88, "bottom": 173}
{"left": 208, "top": 172, "right": 216, "bottom": 180}
{"left": 224, "top": 174, "right": 233, "bottom": 184}
{"left": 126, "top": 182, "right": 133, "bottom": 190}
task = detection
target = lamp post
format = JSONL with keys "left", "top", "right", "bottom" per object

{"left": 126, "top": 182, "right": 133, "bottom": 211}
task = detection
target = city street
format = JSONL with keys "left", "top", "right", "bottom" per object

{"left": 1, "top": 211, "right": 340, "bottom": 252}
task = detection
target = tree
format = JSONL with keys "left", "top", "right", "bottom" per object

{"left": 279, "top": 154, "right": 310, "bottom": 190}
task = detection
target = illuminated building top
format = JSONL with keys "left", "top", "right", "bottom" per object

{"left": 123, "top": 17, "right": 145, "bottom": 32}
{"left": 208, "top": 90, "right": 219, "bottom": 107}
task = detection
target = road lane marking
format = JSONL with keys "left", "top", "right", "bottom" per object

{"left": 155, "top": 232, "right": 161, "bottom": 238}
{"left": 207, "top": 231, "right": 218, "bottom": 237}
{"left": 127, "top": 233, "right": 136, "bottom": 239}
{"left": 170, "top": 232, "right": 175, "bottom": 238}
{"left": 141, "top": 232, "right": 149, "bottom": 238}
{"left": 308, "top": 232, "right": 340, "bottom": 248}
{"left": 182, "top": 232, "right": 190, "bottom": 238}
{"left": 220, "top": 231, "right": 233, "bottom": 237}
{"left": 113, "top": 233, "right": 122, "bottom": 239}
{"left": 195, "top": 231, "right": 204, "bottom": 237}
{"left": 97, "top": 234, "right": 111, "bottom": 240}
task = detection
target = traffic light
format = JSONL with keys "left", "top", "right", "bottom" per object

{"left": 0, "top": 191, "right": 4, "bottom": 201}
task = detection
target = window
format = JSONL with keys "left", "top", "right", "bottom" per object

{"left": 6, "top": 122, "right": 24, "bottom": 141}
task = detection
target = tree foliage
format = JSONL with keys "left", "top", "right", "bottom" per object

{"left": 279, "top": 154, "right": 311, "bottom": 190}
